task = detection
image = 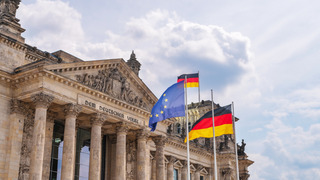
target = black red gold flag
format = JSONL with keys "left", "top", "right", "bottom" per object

{"left": 177, "top": 73, "right": 199, "bottom": 88}
{"left": 185, "top": 104, "right": 233, "bottom": 142}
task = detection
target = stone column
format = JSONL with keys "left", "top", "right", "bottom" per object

{"left": 194, "top": 164, "right": 203, "bottom": 180}
{"left": 167, "top": 156, "right": 176, "bottom": 180}
{"left": 136, "top": 129, "right": 149, "bottom": 180}
{"left": 6, "top": 99, "right": 26, "bottom": 180}
{"left": 115, "top": 123, "right": 129, "bottom": 180}
{"left": 42, "top": 111, "right": 57, "bottom": 180}
{"left": 89, "top": 113, "right": 107, "bottom": 180}
{"left": 151, "top": 151, "right": 156, "bottom": 180}
{"left": 181, "top": 160, "right": 188, "bottom": 180}
{"left": 153, "top": 136, "right": 167, "bottom": 180}
{"left": 61, "top": 104, "right": 82, "bottom": 180}
{"left": 29, "top": 93, "right": 54, "bottom": 180}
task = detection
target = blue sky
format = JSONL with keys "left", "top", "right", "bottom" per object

{"left": 17, "top": 0, "right": 320, "bottom": 179}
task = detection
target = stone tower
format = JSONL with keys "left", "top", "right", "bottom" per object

{"left": 0, "top": 0, "right": 26, "bottom": 72}
{"left": 0, "top": 0, "right": 25, "bottom": 42}
{"left": 126, "top": 50, "right": 141, "bottom": 76}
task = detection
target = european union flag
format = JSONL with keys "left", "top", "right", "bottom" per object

{"left": 149, "top": 81, "right": 185, "bottom": 131}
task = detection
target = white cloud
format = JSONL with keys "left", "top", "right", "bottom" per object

{"left": 18, "top": 4, "right": 253, "bottom": 97}
{"left": 18, "top": 0, "right": 85, "bottom": 55}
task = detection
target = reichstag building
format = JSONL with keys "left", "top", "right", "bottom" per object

{"left": 0, "top": 1, "right": 253, "bottom": 180}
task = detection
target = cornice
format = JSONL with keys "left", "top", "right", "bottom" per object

{"left": 0, "top": 33, "right": 26, "bottom": 51}
{"left": 0, "top": 70, "right": 12, "bottom": 85}
{"left": 166, "top": 136, "right": 212, "bottom": 158}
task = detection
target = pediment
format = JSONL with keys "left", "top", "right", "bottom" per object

{"left": 174, "top": 160, "right": 183, "bottom": 168}
{"left": 200, "top": 168, "right": 208, "bottom": 175}
{"left": 44, "top": 58, "right": 157, "bottom": 111}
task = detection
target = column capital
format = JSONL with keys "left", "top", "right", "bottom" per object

{"left": 166, "top": 156, "right": 176, "bottom": 164}
{"left": 136, "top": 128, "right": 150, "bottom": 140}
{"left": 10, "top": 99, "right": 28, "bottom": 115}
{"left": 181, "top": 160, "right": 188, "bottom": 167}
{"left": 116, "top": 122, "right": 129, "bottom": 133}
{"left": 64, "top": 103, "right": 82, "bottom": 118}
{"left": 90, "top": 113, "right": 107, "bottom": 126}
{"left": 196, "top": 164, "right": 203, "bottom": 172}
{"left": 47, "top": 110, "right": 58, "bottom": 123}
{"left": 152, "top": 135, "right": 167, "bottom": 148}
{"left": 31, "top": 92, "right": 54, "bottom": 108}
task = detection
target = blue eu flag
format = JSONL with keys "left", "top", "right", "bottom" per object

{"left": 149, "top": 81, "right": 185, "bottom": 131}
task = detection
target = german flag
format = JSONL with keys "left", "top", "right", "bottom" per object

{"left": 177, "top": 73, "right": 199, "bottom": 88}
{"left": 185, "top": 104, "right": 233, "bottom": 142}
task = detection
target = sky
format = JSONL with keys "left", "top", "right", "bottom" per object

{"left": 16, "top": 0, "right": 320, "bottom": 179}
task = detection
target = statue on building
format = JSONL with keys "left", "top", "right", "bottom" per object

{"left": 238, "top": 139, "right": 246, "bottom": 155}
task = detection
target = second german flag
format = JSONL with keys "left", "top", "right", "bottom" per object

{"left": 185, "top": 104, "right": 233, "bottom": 142}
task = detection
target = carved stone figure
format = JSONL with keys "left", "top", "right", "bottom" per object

{"left": 238, "top": 139, "right": 246, "bottom": 155}
{"left": 0, "top": 0, "right": 20, "bottom": 16}
{"left": 75, "top": 68, "right": 149, "bottom": 110}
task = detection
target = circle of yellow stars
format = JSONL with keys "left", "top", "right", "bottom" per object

{"left": 150, "top": 93, "right": 168, "bottom": 118}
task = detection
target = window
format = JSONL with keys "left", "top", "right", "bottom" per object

{"left": 200, "top": 175, "right": 204, "bottom": 180}
{"left": 177, "top": 123, "right": 181, "bottom": 134}
{"left": 174, "top": 169, "right": 178, "bottom": 180}
{"left": 74, "top": 129, "right": 91, "bottom": 180}
{"left": 49, "top": 123, "right": 64, "bottom": 180}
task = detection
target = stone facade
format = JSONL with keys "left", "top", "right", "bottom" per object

{"left": 0, "top": 2, "right": 253, "bottom": 180}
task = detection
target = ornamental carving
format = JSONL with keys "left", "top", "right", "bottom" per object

{"left": 18, "top": 108, "right": 35, "bottom": 180}
{"left": 90, "top": 113, "right": 107, "bottom": 126}
{"left": 152, "top": 136, "right": 167, "bottom": 148}
{"left": 10, "top": 99, "right": 28, "bottom": 115}
{"left": 116, "top": 122, "right": 129, "bottom": 133}
{"left": 136, "top": 129, "right": 149, "bottom": 140}
{"left": 64, "top": 103, "right": 82, "bottom": 117}
{"left": 0, "top": 0, "right": 20, "bottom": 17}
{"left": 75, "top": 68, "right": 148, "bottom": 110}
{"left": 31, "top": 92, "right": 54, "bottom": 108}
{"left": 220, "top": 168, "right": 232, "bottom": 180}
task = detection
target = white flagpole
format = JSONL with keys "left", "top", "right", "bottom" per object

{"left": 185, "top": 75, "right": 191, "bottom": 180}
{"left": 211, "top": 90, "right": 218, "bottom": 180}
{"left": 198, "top": 71, "right": 200, "bottom": 103}
{"left": 232, "top": 102, "right": 240, "bottom": 180}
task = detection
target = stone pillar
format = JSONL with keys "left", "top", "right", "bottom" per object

{"left": 115, "top": 123, "right": 129, "bottom": 180}
{"left": 167, "top": 156, "right": 176, "bottom": 180}
{"left": 153, "top": 136, "right": 167, "bottom": 180}
{"left": 194, "top": 164, "right": 203, "bottom": 180}
{"left": 29, "top": 93, "right": 53, "bottom": 180}
{"left": 42, "top": 111, "right": 57, "bottom": 180}
{"left": 89, "top": 113, "right": 106, "bottom": 180}
{"left": 6, "top": 99, "right": 26, "bottom": 180}
{"left": 136, "top": 129, "right": 149, "bottom": 180}
{"left": 181, "top": 160, "right": 188, "bottom": 180}
{"left": 61, "top": 104, "right": 82, "bottom": 180}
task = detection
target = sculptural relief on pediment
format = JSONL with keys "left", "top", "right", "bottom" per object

{"left": 75, "top": 68, "right": 150, "bottom": 110}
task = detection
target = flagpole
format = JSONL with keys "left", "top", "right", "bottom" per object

{"left": 185, "top": 75, "right": 191, "bottom": 180}
{"left": 232, "top": 102, "right": 240, "bottom": 180}
{"left": 211, "top": 90, "right": 218, "bottom": 180}
{"left": 198, "top": 71, "right": 200, "bottom": 103}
